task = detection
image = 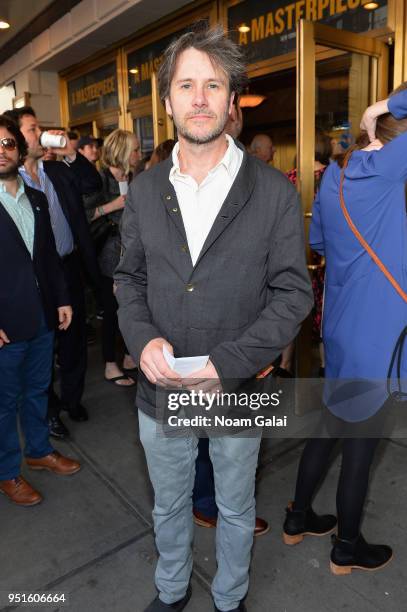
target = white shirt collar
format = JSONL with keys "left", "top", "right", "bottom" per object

{"left": 170, "top": 134, "right": 240, "bottom": 181}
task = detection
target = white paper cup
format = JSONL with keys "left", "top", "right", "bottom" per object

{"left": 40, "top": 132, "right": 66, "bottom": 148}
{"left": 119, "top": 181, "right": 128, "bottom": 196}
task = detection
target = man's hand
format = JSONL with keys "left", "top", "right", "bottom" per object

{"left": 140, "top": 338, "right": 182, "bottom": 387}
{"left": 360, "top": 98, "right": 389, "bottom": 142}
{"left": 0, "top": 329, "right": 10, "bottom": 349}
{"left": 46, "top": 129, "right": 76, "bottom": 158}
{"left": 58, "top": 306, "right": 73, "bottom": 330}
{"left": 183, "top": 360, "right": 221, "bottom": 393}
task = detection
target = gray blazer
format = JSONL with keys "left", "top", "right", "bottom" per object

{"left": 115, "top": 144, "right": 313, "bottom": 418}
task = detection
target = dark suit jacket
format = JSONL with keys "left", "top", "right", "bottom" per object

{"left": 0, "top": 185, "right": 70, "bottom": 342}
{"left": 65, "top": 151, "right": 103, "bottom": 195}
{"left": 115, "top": 143, "right": 314, "bottom": 418}
{"left": 43, "top": 160, "right": 101, "bottom": 286}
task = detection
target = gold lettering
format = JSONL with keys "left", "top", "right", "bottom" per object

{"left": 317, "top": 0, "right": 330, "bottom": 19}
{"left": 71, "top": 77, "right": 116, "bottom": 105}
{"left": 275, "top": 8, "right": 285, "bottom": 34}
{"left": 306, "top": 0, "right": 318, "bottom": 20}
{"left": 336, "top": 0, "right": 347, "bottom": 11}
{"left": 347, "top": 0, "right": 360, "bottom": 8}
{"left": 265, "top": 12, "right": 275, "bottom": 37}
{"left": 251, "top": 16, "right": 265, "bottom": 41}
{"left": 296, "top": 0, "right": 306, "bottom": 21}
{"left": 285, "top": 3, "right": 296, "bottom": 30}
{"left": 239, "top": 30, "right": 248, "bottom": 45}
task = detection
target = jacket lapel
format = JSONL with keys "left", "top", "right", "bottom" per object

{"left": 159, "top": 180, "right": 188, "bottom": 244}
{"left": 24, "top": 186, "right": 42, "bottom": 259}
{"left": 194, "top": 150, "right": 256, "bottom": 269}
{"left": 157, "top": 145, "right": 256, "bottom": 272}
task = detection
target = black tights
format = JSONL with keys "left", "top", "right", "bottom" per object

{"left": 293, "top": 438, "right": 379, "bottom": 540}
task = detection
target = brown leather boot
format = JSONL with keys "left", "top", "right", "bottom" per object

{"left": 26, "top": 451, "right": 81, "bottom": 475}
{"left": 0, "top": 476, "right": 42, "bottom": 506}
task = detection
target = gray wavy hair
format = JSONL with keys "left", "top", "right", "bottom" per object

{"left": 157, "top": 23, "right": 247, "bottom": 102}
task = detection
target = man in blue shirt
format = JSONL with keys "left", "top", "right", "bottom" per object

{"left": 0, "top": 114, "right": 81, "bottom": 507}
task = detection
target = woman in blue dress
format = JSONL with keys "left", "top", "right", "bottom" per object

{"left": 282, "top": 84, "right": 407, "bottom": 574}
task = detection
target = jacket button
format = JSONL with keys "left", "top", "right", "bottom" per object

{"left": 172, "top": 207, "right": 178, "bottom": 213}
{"left": 186, "top": 283, "right": 195, "bottom": 292}
{"left": 166, "top": 195, "right": 172, "bottom": 200}
{"left": 181, "top": 244, "right": 188, "bottom": 252}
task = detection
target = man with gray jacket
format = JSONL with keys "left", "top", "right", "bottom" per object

{"left": 115, "top": 25, "right": 313, "bottom": 612}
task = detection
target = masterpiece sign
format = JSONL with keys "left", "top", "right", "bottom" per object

{"left": 127, "top": 20, "right": 209, "bottom": 100}
{"left": 228, "top": 0, "right": 387, "bottom": 64}
{"left": 68, "top": 62, "right": 118, "bottom": 121}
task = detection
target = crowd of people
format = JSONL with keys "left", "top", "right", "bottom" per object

{"left": 0, "top": 22, "right": 406, "bottom": 612}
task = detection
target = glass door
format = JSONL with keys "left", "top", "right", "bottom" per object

{"left": 296, "top": 20, "right": 389, "bottom": 377}
{"left": 151, "top": 72, "right": 174, "bottom": 147}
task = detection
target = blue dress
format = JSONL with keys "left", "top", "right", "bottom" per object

{"left": 310, "top": 89, "right": 407, "bottom": 419}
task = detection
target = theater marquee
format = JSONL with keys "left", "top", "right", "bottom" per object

{"left": 67, "top": 62, "right": 118, "bottom": 122}
{"left": 228, "top": 0, "right": 388, "bottom": 64}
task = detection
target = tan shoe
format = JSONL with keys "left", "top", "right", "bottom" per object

{"left": 26, "top": 451, "right": 81, "bottom": 475}
{"left": 0, "top": 476, "right": 42, "bottom": 506}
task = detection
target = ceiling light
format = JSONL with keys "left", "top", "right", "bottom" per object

{"left": 0, "top": 5, "right": 10, "bottom": 29}
{"left": 238, "top": 24, "right": 250, "bottom": 33}
{"left": 129, "top": 68, "right": 139, "bottom": 74}
{"left": 239, "top": 94, "right": 266, "bottom": 108}
{"left": 362, "top": 1, "right": 379, "bottom": 9}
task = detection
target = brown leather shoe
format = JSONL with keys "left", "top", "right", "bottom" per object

{"left": 254, "top": 516, "right": 270, "bottom": 536}
{"left": 26, "top": 451, "right": 81, "bottom": 475}
{"left": 193, "top": 509, "right": 217, "bottom": 528}
{"left": 193, "top": 509, "right": 270, "bottom": 536}
{"left": 0, "top": 476, "right": 42, "bottom": 506}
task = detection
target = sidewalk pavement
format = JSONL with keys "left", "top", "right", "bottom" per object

{"left": 1, "top": 342, "right": 406, "bottom": 612}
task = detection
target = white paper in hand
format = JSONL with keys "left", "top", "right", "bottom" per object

{"left": 163, "top": 346, "right": 209, "bottom": 377}
{"left": 119, "top": 181, "right": 128, "bottom": 196}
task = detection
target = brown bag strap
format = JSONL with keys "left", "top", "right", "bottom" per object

{"left": 339, "top": 160, "right": 407, "bottom": 304}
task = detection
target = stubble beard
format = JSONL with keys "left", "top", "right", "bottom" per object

{"left": 0, "top": 159, "right": 19, "bottom": 180}
{"left": 172, "top": 105, "right": 230, "bottom": 145}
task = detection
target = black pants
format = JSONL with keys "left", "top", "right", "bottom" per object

{"left": 293, "top": 437, "right": 379, "bottom": 540}
{"left": 48, "top": 251, "right": 87, "bottom": 416}
{"left": 101, "top": 275, "right": 129, "bottom": 363}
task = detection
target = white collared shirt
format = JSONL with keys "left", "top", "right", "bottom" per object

{"left": 169, "top": 134, "right": 243, "bottom": 265}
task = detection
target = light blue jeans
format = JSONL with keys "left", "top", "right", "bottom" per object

{"left": 138, "top": 409, "right": 262, "bottom": 611}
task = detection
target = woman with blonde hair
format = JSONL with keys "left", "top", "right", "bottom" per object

{"left": 283, "top": 84, "right": 407, "bottom": 575}
{"left": 90, "top": 129, "right": 142, "bottom": 386}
